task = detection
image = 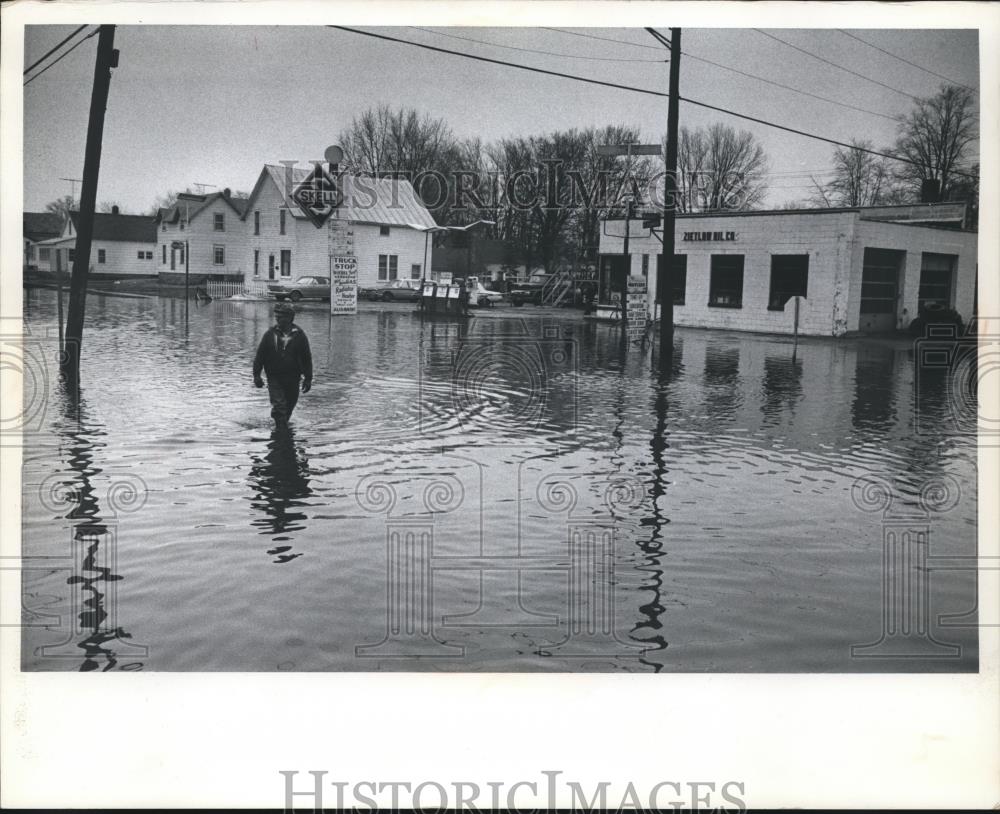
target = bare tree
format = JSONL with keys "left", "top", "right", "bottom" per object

{"left": 45, "top": 194, "right": 75, "bottom": 220}
{"left": 146, "top": 189, "right": 192, "bottom": 216}
{"left": 892, "top": 84, "right": 978, "bottom": 200}
{"left": 812, "top": 140, "right": 890, "bottom": 207}
{"left": 98, "top": 201, "right": 126, "bottom": 214}
{"left": 668, "top": 124, "right": 768, "bottom": 212}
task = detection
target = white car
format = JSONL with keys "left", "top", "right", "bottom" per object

{"left": 464, "top": 277, "right": 504, "bottom": 307}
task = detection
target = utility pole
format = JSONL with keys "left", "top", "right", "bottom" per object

{"left": 659, "top": 27, "right": 681, "bottom": 365}
{"left": 61, "top": 25, "right": 117, "bottom": 380}
{"left": 622, "top": 196, "right": 634, "bottom": 324}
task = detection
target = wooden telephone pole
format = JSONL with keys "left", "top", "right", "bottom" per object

{"left": 61, "top": 25, "right": 117, "bottom": 380}
{"left": 658, "top": 27, "right": 681, "bottom": 365}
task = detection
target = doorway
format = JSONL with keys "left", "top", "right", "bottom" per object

{"left": 859, "top": 248, "right": 904, "bottom": 333}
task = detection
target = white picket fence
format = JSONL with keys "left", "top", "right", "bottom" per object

{"left": 205, "top": 279, "right": 271, "bottom": 299}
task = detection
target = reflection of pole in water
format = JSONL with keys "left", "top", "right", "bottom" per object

{"left": 39, "top": 382, "right": 146, "bottom": 670}
{"left": 633, "top": 367, "right": 672, "bottom": 670}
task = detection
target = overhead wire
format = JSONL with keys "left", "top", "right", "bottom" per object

{"left": 23, "top": 25, "right": 88, "bottom": 75}
{"left": 753, "top": 29, "right": 920, "bottom": 101}
{"left": 540, "top": 27, "right": 668, "bottom": 52}
{"left": 23, "top": 27, "right": 100, "bottom": 86}
{"left": 329, "top": 25, "right": 977, "bottom": 181}
{"left": 409, "top": 26, "right": 666, "bottom": 63}
{"left": 836, "top": 29, "right": 975, "bottom": 91}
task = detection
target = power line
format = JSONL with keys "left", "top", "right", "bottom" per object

{"left": 541, "top": 27, "right": 667, "bottom": 52}
{"left": 561, "top": 26, "right": 903, "bottom": 122}
{"left": 836, "top": 29, "right": 976, "bottom": 91}
{"left": 329, "top": 26, "right": 977, "bottom": 181}
{"left": 23, "top": 27, "right": 99, "bottom": 86}
{"left": 410, "top": 26, "right": 666, "bottom": 63}
{"left": 681, "top": 49, "right": 899, "bottom": 122}
{"left": 23, "top": 25, "right": 88, "bottom": 75}
{"left": 754, "top": 29, "right": 919, "bottom": 101}
{"left": 645, "top": 27, "right": 672, "bottom": 51}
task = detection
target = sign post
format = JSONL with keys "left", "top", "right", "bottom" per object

{"left": 596, "top": 143, "right": 661, "bottom": 327}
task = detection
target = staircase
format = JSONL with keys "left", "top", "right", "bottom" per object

{"left": 540, "top": 270, "right": 574, "bottom": 307}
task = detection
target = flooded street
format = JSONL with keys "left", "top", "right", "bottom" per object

{"left": 20, "top": 289, "right": 977, "bottom": 672}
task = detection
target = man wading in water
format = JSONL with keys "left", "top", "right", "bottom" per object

{"left": 253, "top": 302, "right": 313, "bottom": 425}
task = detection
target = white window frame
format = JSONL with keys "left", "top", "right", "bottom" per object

{"left": 213, "top": 245, "right": 225, "bottom": 266}
{"left": 214, "top": 212, "right": 225, "bottom": 232}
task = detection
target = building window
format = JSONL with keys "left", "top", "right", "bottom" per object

{"left": 709, "top": 255, "right": 744, "bottom": 308}
{"left": 378, "top": 254, "right": 398, "bottom": 281}
{"left": 254, "top": 249, "right": 260, "bottom": 277}
{"left": 98, "top": 249, "right": 106, "bottom": 263}
{"left": 68, "top": 249, "right": 75, "bottom": 263}
{"left": 641, "top": 254, "right": 649, "bottom": 277}
{"left": 411, "top": 264, "right": 422, "bottom": 279}
{"left": 280, "top": 249, "right": 291, "bottom": 278}
{"left": 39, "top": 248, "right": 50, "bottom": 262}
{"left": 655, "top": 255, "right": 687, "bottom": 305}
{"left": 918, "top": 253, "right": 956, "bottom": 312}
{"left": 162, "top": 245, "right": 167, "bottom": 264}
{"left": 254, "top": 211, "right": 260, "bottom": 235}
{"left": 768, "top": 254, "right": 809, "bottom": 311}
{"left": 214, "top": 212, "right": 225, "bottom": 231}
{"left": 279, "top": 209, "right": 286, "bottom": 235}
{"left": 380, "top": 225, "right": 391, "bottom": 237}
{"left": 146, "top": 251, "right": 154, "bottom": 260}
{"left": 136, "top": 250, "right": 143, "bottom": 260}
{"left": 213, "top": 245, "right": 225, "bottom": 265}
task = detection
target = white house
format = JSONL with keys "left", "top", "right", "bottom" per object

{"left": 598, "top": 203, "right": 978, "bottom": 336}
{"left": 156, "top": 189, "right": 249, "bottom": 282}
{"left": 241, "top": 165, "right": 437, "bottom": 288}
{"left": 35, "top": 207, "right": 158, "bottom": 278}
{"left": 23, "top": 212, "right": 64, "bottom": 270}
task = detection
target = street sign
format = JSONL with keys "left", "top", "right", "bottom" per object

{"left": 292, "top": 163, "right": 343, "bottom": 228}
{"left": 597, "top": 143, "right": 662, "bottom": 156}
{"left": 330, "top": 255, "right": 358, "bottom": 315}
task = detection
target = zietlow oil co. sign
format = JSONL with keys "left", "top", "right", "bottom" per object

{"left": 683, "top": 230, "right": 738, "bottom": 242}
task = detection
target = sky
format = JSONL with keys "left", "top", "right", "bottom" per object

{"left": 22, "top": 24, "right": 980, "bottom": 215}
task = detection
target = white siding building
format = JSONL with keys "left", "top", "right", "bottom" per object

{"left": 156, "top": 190, "right": 249, "bottom": 282}
{"left": 241, "top": 165, "right": 436, "bottom": 289}
{"left": 598, "top": 204, "right": 977, "bottom": 336}
{"left": 35, "top": 208, "right": 158, "bottom": 278}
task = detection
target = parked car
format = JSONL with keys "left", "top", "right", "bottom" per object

{"left": 373, "top": 279, "right": 423, "bottom": 302}
{"left": 508, "top": 284, "right": 544, "bottom": 307}
{"left": 464, "top": 277, "right": 505, "bottom": 307}
{"left": 268, "top": 276, "right": 331, "bottom": 302}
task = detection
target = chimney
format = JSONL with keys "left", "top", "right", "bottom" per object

{"left": 920, "top": 178, "right": 941, "bottom": 204}
{"left": 223, "top": 187, "right": 231, "bottom": 198}
{"left": 111, "top": 205, "right": 119, "bottom": 215}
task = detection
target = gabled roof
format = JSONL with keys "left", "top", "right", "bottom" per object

{"left": 68, "top": 211, "right": 157, "bottom": 243}
{"left": 157, "top": 190, "right": 249, "bottom": 224}
{"left": 244, "top": 164, "right": 437, "bottom": 229}
{"left": 23, "top": 212, "right": 64, "bottom": 242}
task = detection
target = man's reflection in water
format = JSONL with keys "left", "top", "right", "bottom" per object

{"left": 248, "top": 424, "right": 312, "bottom": 563}
{"left": 57, "top": 383, "right": 141, "bottom": 671}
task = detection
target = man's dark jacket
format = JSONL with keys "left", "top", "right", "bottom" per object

{"left": 253, "top": 324, "right": 313, "bottom": 382}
